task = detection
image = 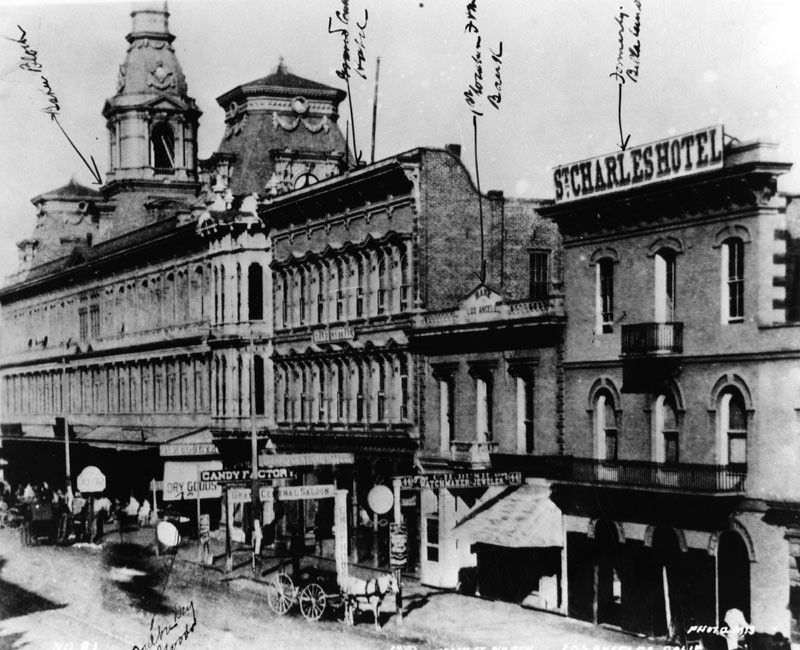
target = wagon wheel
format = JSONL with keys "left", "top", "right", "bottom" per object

{"left": 299, "top": 583, "right": 326, "bottom": 621}
{"left": 267, "top": 573, "right": 295, "bottom": 615}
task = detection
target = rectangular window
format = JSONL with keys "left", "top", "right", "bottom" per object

{"left": 79, "top": 308, "right": 88, "bottom": 340}
{"left": 664, "top": 432, "right": 679, "bottom": 465}
{"left": 336, "top": 290, "right": 344, "bottom": 321}
{"left": 529, "top": 251, "right": 550, "bottom": 301}
{"left": 728, "top": 434, "right": 747, "bottom": 465}
{"left": 356, "top": 287, "right": 364, "bottom": 318}
{"left": 597, "top": 259, "right": 614, "bottom": 333}
{"left": 400, "top": 363, "right": 409, "bottom": 421}
{"left": 523, "top": 376, "right": 534, "bottom": 453}
{"left": 604, "top": 430, "right": 618, "bottom": 462}
{"left": 726, "top": 239, "right": 744, "bottom": 323}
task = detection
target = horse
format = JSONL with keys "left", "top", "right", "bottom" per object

{"left": 342, "top": 573, "right": 399, "bottom": 629}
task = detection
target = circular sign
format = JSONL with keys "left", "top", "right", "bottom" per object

{"left": 157, "top": 521, "right": 181, "bottom": 547}
{"left": 367, "top": 485, "right": 393, "bottom": 515}
{"left": 76, "top": 466, "right": 106, "bottom": 493}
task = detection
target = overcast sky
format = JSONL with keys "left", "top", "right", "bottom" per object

{"left": 1, "top": 0, "right": 799, "bottom": 280}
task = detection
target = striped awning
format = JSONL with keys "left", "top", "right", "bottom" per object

{"left": 452, "top": 485, "right": 563, "bottom": 548}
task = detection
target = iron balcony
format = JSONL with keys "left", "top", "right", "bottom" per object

{"left": 621, "top": 322, "right": 683, "bottom": 355}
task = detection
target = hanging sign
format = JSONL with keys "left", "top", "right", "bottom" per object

{"left": 77, "top": 466, "right": 106, "bottom": 493}
{"left": 390, "top": 523, "right": 408, "bottom": 568}
{"left": 395, "top": 471, "right": 522, "bottom": 490}
{"left": 200, "top": 467, "right": 294, "bottom": 482}
{"left": 553, "top": 125, "right": 725, "bottom": 204}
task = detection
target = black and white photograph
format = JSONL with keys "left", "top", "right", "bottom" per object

{"left": 0, "top": 1, "right": 799, "bottom": 649}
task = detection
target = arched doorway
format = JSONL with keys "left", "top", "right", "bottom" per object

{"left": 650, "top": 527, "right": 684, "bottom": 639}
{"left": 718, "top": 531, "right": 750, "bottom": 624}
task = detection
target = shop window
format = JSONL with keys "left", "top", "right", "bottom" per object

{"left": 426, "top": 517, "right": 440, "bottom": 562}
{"left": 722, "top": 238, "right": 744, "bottom": 324}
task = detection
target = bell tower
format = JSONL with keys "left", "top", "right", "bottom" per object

{"left": 102, "top": 2, "right": 201, "bottom": 197}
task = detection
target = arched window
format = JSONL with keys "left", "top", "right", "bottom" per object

{"left": 192, "top": 266, "right": 204, "bottom": 320}
{"left": 378, "top": 252, "right": 390, "bottom": 315}
{"left": 355, "top": 362, "right": 365, "bottom": 422}
{"left": 151, "top": 123, "right": 175, "bottom": 171}
{"left": 213, "top": 267, "right": 219, "bottom": 323}
{"left": 299, "top": 268, "right": 308, "bottom": 325}
{"left": 654, "top": 249, "right": 677, "bottom": 323}
{"left": 313, "top": 264, "right": 323, "bottom": 324}
{"left": 356, "top": 255, "right": 366, "bottom": 318}
{"left": 219, "top": 265, "right": 226, "bottom": 323}
{"left": 653, "top": 394, "right": 679, "bottom": 465}
{"left": 236, "top": 264, "right": 242, "bottom": 323}
{"left": 253, "top": 354, "right": 264, "bottom": 415}
{"left": 595, "top": 391, "right": 618, "bottom": 462}
{"left": 278, "top": 272, "right": 288, "bottom": 327}
{"left": 399, "top": 252, "right": 411, "bottom": 312}
{"left": 720, "top": 389, "right": 748, "bottom": 465}
{"left": 336, "top": 260, "right": 345, "bottom": 321}
{"left": 721, "top": 238, "right": 744, "bottom": 323}
{"left": 248, "top": 263, "right": 263, "bottom": 321}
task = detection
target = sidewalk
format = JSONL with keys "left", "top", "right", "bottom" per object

{"left": 160, "top": 531, "right": 655, "bottom": 650}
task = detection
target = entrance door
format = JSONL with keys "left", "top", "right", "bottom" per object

{"left": 593, "top": 524, "right": 622, "bottom": 626}
{"left": 718, "top": 531, "right": 750, "bottom": 624}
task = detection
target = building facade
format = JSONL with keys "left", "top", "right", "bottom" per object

{"left": 539, "top": 127, "right": 800, "bottom": 646}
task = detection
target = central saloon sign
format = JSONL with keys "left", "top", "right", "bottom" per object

{"left": 553, "top": 125, "right": 724, "bottom": 203}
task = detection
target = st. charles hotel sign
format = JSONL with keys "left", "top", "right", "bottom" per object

{"left": 553, "top": 125, "right": 724, "bottom": 203}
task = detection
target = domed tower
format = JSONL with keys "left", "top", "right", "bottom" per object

{"left": 102, "top": 3, "right": 201, "bottom": 221}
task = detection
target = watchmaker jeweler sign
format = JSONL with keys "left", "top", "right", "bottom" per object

{"left": 553, "top": 125, "right": 725, "bottom": 203}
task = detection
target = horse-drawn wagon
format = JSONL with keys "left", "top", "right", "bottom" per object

{"left": 265, "top": 564, "right": 399, "bottom": 628}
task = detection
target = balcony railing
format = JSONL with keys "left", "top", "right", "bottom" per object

{"left": 450, "top": 440, "right": 498, "bottom": 468}
{"left": 621, "top": 322, "right": 683, "bottom": 355}
{"left": 492, "top": 455, "right": 746, "bottom": 493}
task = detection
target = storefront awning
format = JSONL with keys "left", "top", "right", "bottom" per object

{"left": 452, "top": 485, "right": 563, "bottom": 548}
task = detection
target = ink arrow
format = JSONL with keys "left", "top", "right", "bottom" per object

{"left": 616, "top": 84, "right": 631, "bottom": 151}
{"left": 52, "top": 114, "right": 103, "bottom": 185}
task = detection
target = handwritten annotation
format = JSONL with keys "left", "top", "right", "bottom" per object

{"left": 609, "top": 0, "right": 642, "bottom": 150}
{"left": 610, "top": 0, "right": 642, "bottom": 85}
{"left": 3, "top": 25, "right": 60, "bottom": 116}
{"left": 132, "top": 601, "right": 197, "bottom": 650}
{"left": 463, "top": 1, "right": 503, "bottom": 116}
{"left": 328, "top": 0, "right": 369, "bottom": 82}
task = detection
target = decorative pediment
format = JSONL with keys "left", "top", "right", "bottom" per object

{"left": 460, "top": 283, "right": 504, "bottom": 318}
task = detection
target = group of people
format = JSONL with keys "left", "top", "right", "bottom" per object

{"left": 0, "top": 479, "right": 154, "bottom": 533}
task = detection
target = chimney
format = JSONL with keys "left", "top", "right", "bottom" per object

{"left": 444, "top": 144, "right": 461, "bottom": 158}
